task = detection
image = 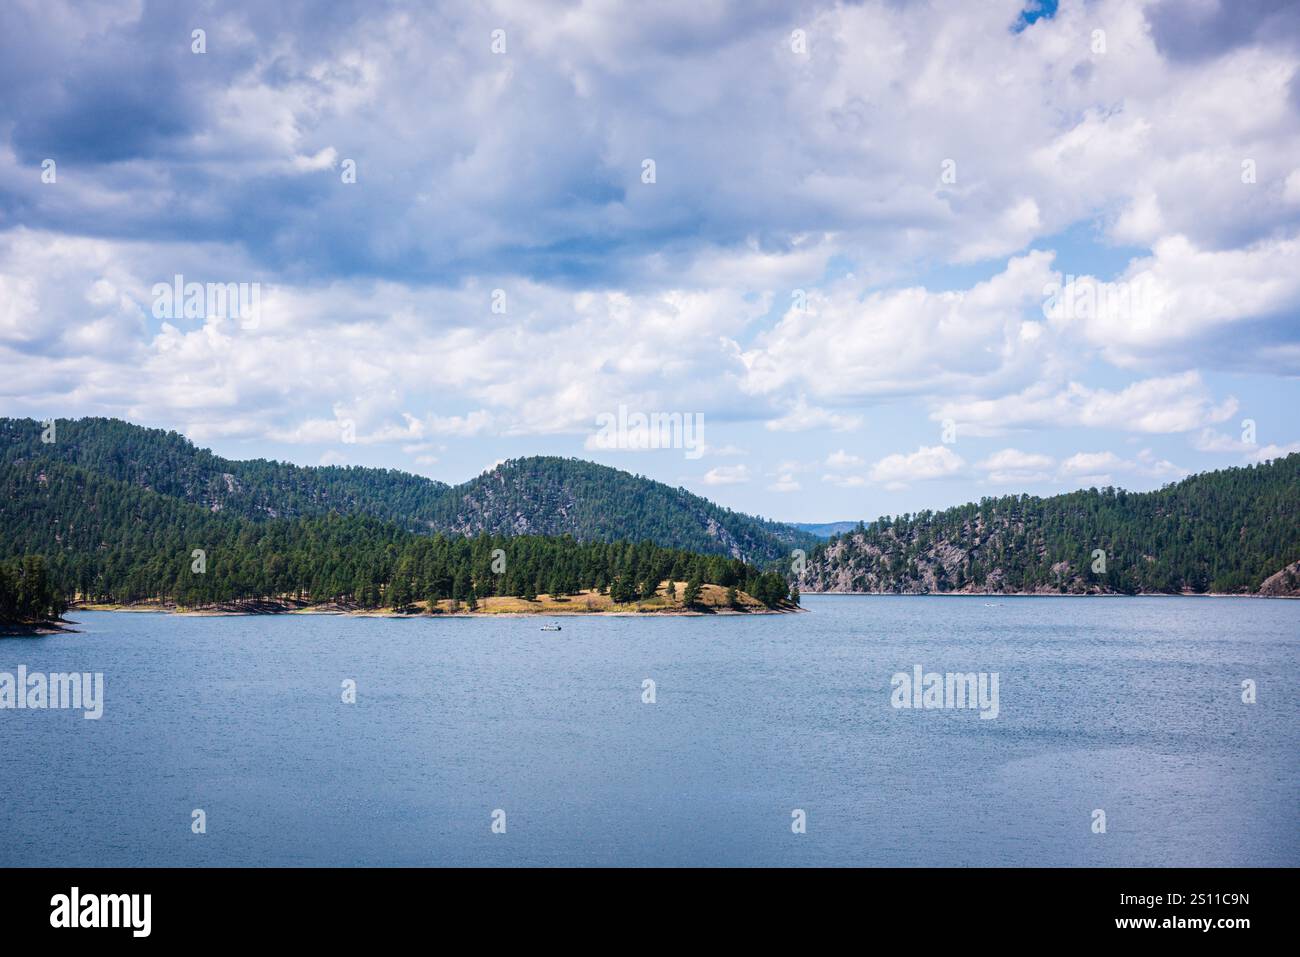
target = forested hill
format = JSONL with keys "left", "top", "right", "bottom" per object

{"left": 0, "top": 417, "right": 811, "bottom": 563}
{"left": 431, "top": 456, "right": 814, "bottom": 561}
{"left": 799, "top": 453, "right": 1300, "bottom": 596}
{"left": 0, "top": 417, "right": 451, "bottom": 527}
{"left": 0, "top": 458, "right": 792, "bottom": 609}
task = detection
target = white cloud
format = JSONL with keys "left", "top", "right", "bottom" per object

{"left": 825, "top": 449, "right": 864, "bottom": 469}
{"left": 318, "top": 449, "right": 348, "bottom": 466}
{"left": 867, "top": 445, "right": 965, "bottom": 490}
{"left": 1134, "top": 448, "right": 1188, "bottom": 480}
{"left": 1, "top": 0, "right": 1298, "bottom": 504}
{"left": 1048, "top": 234, "right": 1300, "bottom": 370}
{"left": 1285, "top": 170, "right": 1300, "bottom": 206}
{"left": 935, "top": 372, "right": 1238, "bottom": 437}
{"left": 767, "top": 473, "right": 802, "bottom": 493}
{"left": 1059, "top": 451, "right": 1126, "bottom": 477}
{"left": 1247, "top": 441, "right": 1300, "bottom": 463}
{"left": 702, "top": 464, "right": 750, "bottom": 486}
{"left": 764, "top": 396, "right": 862, "bottom": 433}
{"left": 1192, "top": 427, "right": 1255, "bottom": 453}
{"left": 976, "top": 448, "right": 1055, "bottom": 483}
{"left": 978, "top": 448, "right": 1055, "bottom": 472}
{"left": 741, "top": 252, "right": 1057, "bottom": 402}
{"left": 1058, "top": 448, "right": 1188, "bottom": 485}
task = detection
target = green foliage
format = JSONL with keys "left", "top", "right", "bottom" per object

{"left": 804, "top": 454, "right": 1300, "bottom": 595}
{"left": 1, "top": 418, "right": 816, "bottom": 563}
{"left": 427, "top": 455, "right": 814, "bottom": 562}
{"left": 682, "top": 575, "right": 702, "bottom": 606}
{"left": 0, "top": 454, "right": 776, "bottom": 608}
{"left": 0, "top": 555, "right": 66, "bottom": 623}
{"left": 0, "top": 417, "right": 451, "bottom": 529}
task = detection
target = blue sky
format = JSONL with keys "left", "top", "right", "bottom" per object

{"left": 1, "top": 0, "right": 1298, "bottom": 522}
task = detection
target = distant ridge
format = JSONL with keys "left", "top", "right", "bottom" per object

{"left": 430, "top": 455, "right": 813, "bottom": 562}
{"left": 799, "top": 453, "right": 1300, "bottom": 596}
{"left": 5, "top": 417, "right": 1295, "bottom": 597}
{"left": 791, "top": 521, "right": 861, "bottom": 539}
{"left": 0, "top": 417, "right": 813, "bottom": 564}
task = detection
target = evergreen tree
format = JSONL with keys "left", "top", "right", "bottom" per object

{"left": 683, "top": 575, "right": 702, "bottom": 607}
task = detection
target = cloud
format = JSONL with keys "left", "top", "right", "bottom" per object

{"left": 1, "top": 0, "right": 1296, "bottom": 291}
{"left": 867, "top": 445, "right": 965, "bottom": 490}
{"left": 976, "top": 448, "right": 1055, "bottom": 483}
{"left": 1247, "top": 441, "right": 1300, "bottom": 463}
{"left": 825, "top": 449, "right": 864, "bottom": 469}
{"left": 767, "top": 473, "right": 801, "bottom": 492}
{"left": 1046, "top": 234, "right": 1300, "bottom": 372}
{"left": 935, "top": 372, "right": 1238, "bottom": 437}
{"left": 1057, "top": 448, "right": 1188, "bottom": 486}
{"left": 1191, "top": 427, "right": 1255, "bottom": 454}
{"left": 1, "top": 0, "right": 1298, "bottom": 501}
{"left": 741, "top": 252, "right": 1058, "bottom": 402}
{"left": 1059, "top": 451, "right": 1126, "bottom": 476}
{"left": 978, "top": 448, "right": 1055, "bottom": 471}
{"left": 702, "top": 464, "right": 750, "bottom": 486}
{"left": 1134, "top": 447, "right": 1188, "bottom": 480}
{"left": 318, "top": 449, "right": 349, "bottom": 466}
{"left": 764, "top": 396, "right": 862, "bottom": 432}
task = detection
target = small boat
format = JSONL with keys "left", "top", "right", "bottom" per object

{"left": 540, "top": 622, "right": 562, "bottom": 631}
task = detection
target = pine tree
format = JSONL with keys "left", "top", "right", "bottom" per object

{"left": 683, "top": 575, "right": 702, "bottom": 607}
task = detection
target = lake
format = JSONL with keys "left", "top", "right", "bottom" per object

{"left": 1, "top": 596, "right": 1296, "bottom": 866}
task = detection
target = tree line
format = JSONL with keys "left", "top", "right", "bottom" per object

{"left": 1, "top": 417, "right": 814, "bottom": 564}
{"left": 0, "top": 459, "right": 793, "bottom": 609}
{"left": 803, "top": 453, "right": 1300, "bottom": 594}
{"left": 0, "top": 555, "right": 66, "bottom": 624}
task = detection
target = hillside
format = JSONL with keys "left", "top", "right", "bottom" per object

{"left": 799, "top": 453, "right": 1300, "bottom": 596}
{"left": 7, "top": 416, "right": 1295, "bottom": 600}
{"left": 0, "top": 418, "right": 810, "bottom": 563}
{"left": 0, "top": 417, "right": 451, "bottom": 527}
{"left": 431, "top": 456, "right": 813, "bottom": 562}
{"left": 0, "top": 458, "right": 794, "bottom": 610}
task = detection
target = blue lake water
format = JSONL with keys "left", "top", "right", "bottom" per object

{"left": 1, "top": 596, "right": 1296, "bottom": 866}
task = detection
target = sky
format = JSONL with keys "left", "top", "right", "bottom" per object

{"left": 1, "top": 0, "right": 1298, "bottom": 523}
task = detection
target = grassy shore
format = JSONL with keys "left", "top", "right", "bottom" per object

{"left": 73, "top": 581, "right": 801, "bottom": 617}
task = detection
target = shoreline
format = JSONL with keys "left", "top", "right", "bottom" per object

{"left": 69, "top": 606, "right": 798, "bottom": 618}
{"left": 0, "top": 618, "right": 79, "bottom": 637}
{"left": 68, "top": 604, "right": 801, "bottom": 619}
{"left": 68, "top": 582, "right": 804, "bottom": 619}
